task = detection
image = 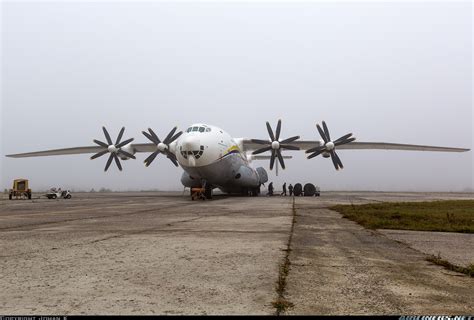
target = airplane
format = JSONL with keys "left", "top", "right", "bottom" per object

{"left": 6, "top": 120, "right": 470, "bottom": 199}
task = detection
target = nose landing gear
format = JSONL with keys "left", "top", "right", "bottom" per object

{"left": 190, "top": 181, "right": 213, "bottom": 200}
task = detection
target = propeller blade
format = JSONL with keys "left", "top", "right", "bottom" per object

{"left": 307, "top": 149, "right": 325, "bottom": 159}
{"left": 142, "top": 131, "right": 156, "bottom": 144}
{"left": 334, "top": 133, "right": 353, "bottom": 143}
{"left": 169, "top": 131, "right": 183, "bottom": 143}
{"left": 266, "top": 122, "right": 275, "bottom": 141}
{"left": 104, "top": 154, "right": 114, "bottom": 172}
{"left": 163, "top": 127, "right": 178, "bottom": 145}
{"left": 91, "top": 150, "right": 108, "bottom": 160}
{"left": 322, "top": 121, "right": 331, "bottom": 141}
{"left": 148, "top": 128, "right": 161, "bottom": 144}
{"left": 316, "top": 124, "right": 328, "bottom": 143}
{"left": 275, "top": 119, "right": 282, "bottom": 141}
{"left": 334, "top": 137, "right": 356, "bottom": 146}
{"left": 116, "top": 127, "right": 125, "bottom": 145}
{"left": 250, "top": 139, "right": 271, "bottom": 145}
{"left": 269, "top": 150, "right": 276, "bottom": 170}
{"left": 117, "top": 150, "right": 136, "bottom": 160}
{"left": 102, "top": 127, "right": 113, "bottom": 145}
{"left": 280, "top": 136, "right": 300, "bottom": 144}
{"left": 144, "top": 150, "right": 160, "bottom": 167}
{"left": 306, "top": 145, "right": 325, "bottom": 154}
{"left": 332, "top": 151, "right": 344, "bottom": 170}
{"left": 276, "top": 150, "right": 285, "bottom": 169}
{"left": 113, "top": 153, "right": 122, "bottom": 171}
{"left": 280, "top": 144, "right": 300, "bottom": 151}
{"left": 329, "top": 151, "right": 340, "bottom": 170}
{"left": 93, "top": 139, "right": 108, "bottom": 148}
{"left": 116, "top": 138, "right": 134, "bottom": 149}
{"left": 165, "top": 150, "right": 179, "bottom": 167}
{"left": 252, "top": 146, "right": 272, "bottom": 155}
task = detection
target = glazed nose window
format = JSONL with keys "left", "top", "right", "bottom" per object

{"left": 180, "top": 145, "right": 204, "bottom": 159}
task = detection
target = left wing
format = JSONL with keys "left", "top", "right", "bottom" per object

{"left": 237, "top": 119, "right": 470, "bottom": 171}
{"left": 241, "top": 139, "right": 469, "bottom": 153}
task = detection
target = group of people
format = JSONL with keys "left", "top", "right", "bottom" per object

{"left": 267, "top": 182, "right": 294, "bottom": 196}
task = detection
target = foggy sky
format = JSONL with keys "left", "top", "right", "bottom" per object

{"left": 1, "top": 1, "right": 472, "bottom": 192}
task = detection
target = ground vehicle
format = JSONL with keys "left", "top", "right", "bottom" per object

{"left": 9, "top": 179, "right": 32, "bottom": 200}
{"left": 46, "top": 188, "right": 72, "bottom": 199}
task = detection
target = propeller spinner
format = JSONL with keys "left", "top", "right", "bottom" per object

{"left": 251, "top": 120, "right": 300, "bottom": 170}
{"left": 91, "top": 127, "right": 135, "bottom": 171}
{"left": 306, "top": 121, "right": 356, "bottom": 170}
{"left": 142, "top": 126, "right": 183, "bottom": 167}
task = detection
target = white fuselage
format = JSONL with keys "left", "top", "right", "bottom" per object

{"left": 170, "top": 124, "right": 267, "bottom": 193}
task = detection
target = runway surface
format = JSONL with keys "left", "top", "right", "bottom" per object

{"left": 0, "top": 191, "right": 472, "bottom": 315}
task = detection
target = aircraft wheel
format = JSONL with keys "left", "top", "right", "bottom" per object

{"left": 205, "top": 185, "right": 213, "bottom": 199}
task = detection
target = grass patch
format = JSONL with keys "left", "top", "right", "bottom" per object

{"left": 426, "top": 254, "right": 474, "bottom": 277}
{"left": 272, "top": 298, "right": 294, "bottom": 313}
{"left": 330, "top": 200, "right": 474, "bottom": 233}
{"left": 272, "top": 197, "right": 296, "bottom": 315}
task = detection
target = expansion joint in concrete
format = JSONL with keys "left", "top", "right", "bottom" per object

{"left": 272, "top": 197, "right": 297, "bottom": 315}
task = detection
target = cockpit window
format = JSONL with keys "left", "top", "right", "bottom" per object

{"left": 186, "top": 126, "right": 211, "bottom": 133}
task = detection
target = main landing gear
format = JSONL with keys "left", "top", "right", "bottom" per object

{"left": 241, "top": 187, "right": 260, "bottom": 197}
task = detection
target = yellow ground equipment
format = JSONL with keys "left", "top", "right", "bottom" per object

{"left": 9, "top": 179, "right": 32, "bottom": 200}
{"left": 191, "top": 187, "right": 206, "bottom": 201}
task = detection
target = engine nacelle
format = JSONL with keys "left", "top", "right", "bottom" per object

{"left": 322, "top": 151, "right": 331, "bottom": 158}
{"left": 119, "top": 143, "right": 136, "bottom": 161}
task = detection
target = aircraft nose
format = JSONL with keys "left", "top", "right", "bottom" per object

{"left": 181, "top": 135, "right": 200, "bottom": 151}
{"left": 180, "top": 136, "right": 201, "bottom": 167}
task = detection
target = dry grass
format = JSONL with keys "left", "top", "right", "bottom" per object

{"left": 426, "top": 253, "right": 474, "bottom": 277}
{"left": 330, "top": 200, "right": 474, "bottom": 233}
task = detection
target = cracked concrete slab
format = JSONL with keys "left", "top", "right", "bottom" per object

{"left": 1, "top": 191, "right": 472, "bottom": 315}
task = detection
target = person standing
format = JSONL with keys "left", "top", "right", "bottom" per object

{"left": 288, "top": 184, "right": 293, "bottom": 196}
{"left": 281, "top": 182, "right": 287, "bottom": 196}
{"left": 267, "top": 182, "right": 274, "bottom": 196}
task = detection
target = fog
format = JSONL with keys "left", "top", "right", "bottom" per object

{"left": 1, "top": 1, "right": 472, "bottom": 192}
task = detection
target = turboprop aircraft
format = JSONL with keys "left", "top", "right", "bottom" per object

{"left": 6, "top": 120, "right": 470, "bottom": 199}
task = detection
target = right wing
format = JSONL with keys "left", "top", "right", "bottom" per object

{"left": 6, "top": 143, "right": 157, "bottom": 158}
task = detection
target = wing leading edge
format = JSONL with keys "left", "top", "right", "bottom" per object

{"left": 6, "top": 143, "right": 157, "bottom": 158}
{"left": 241, "top": 139, "right": 469, "bottom": 153}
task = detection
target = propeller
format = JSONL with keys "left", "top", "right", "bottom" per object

{"left": 142, "top": 126, "right": 183, "bottom": 167}
{"left": 306, "top": 121, "right": 356, "bottom": 170}
{"left": 91, "top": 127, "right": 135, "bottom": 172}
{"left": 251, "top": 120, "right": 300, "bottom": 170}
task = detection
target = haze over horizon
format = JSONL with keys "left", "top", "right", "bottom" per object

{"left": 1, "top": 1, "right": 472, "bottom": 192}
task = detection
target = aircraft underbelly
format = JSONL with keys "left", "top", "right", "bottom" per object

{"left": 181, "top": 154, "right": 260, "bottom": 192}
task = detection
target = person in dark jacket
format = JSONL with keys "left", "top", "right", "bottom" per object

{"left": 267, "top": 182, "right": 274, "bottom": 196}
{"left": 288, "top": 184, "right": 293, "bottom": 196}
{"left": 281, "top": 183, "right": 287, "bottom": 196}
